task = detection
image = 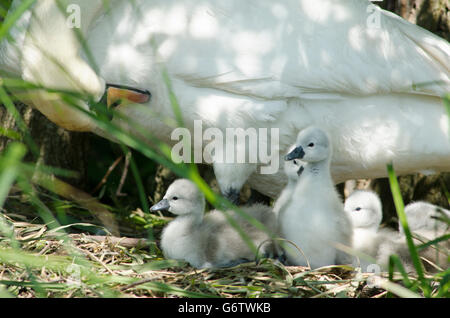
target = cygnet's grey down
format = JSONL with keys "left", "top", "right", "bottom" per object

{"left": 151, "top": 179, "right": 277, "bottom": 269}
{"left": 400, "top": 201, "right": 450, "bottom": 237}
{"left": 401, "top": 201, "right": 449, "bottom": 269}
{"left": 280, "top": 126, "right": 353, "bottom": 269}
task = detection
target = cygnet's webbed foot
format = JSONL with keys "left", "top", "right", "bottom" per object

{"left": 255, "top": 241, "right": 287, "bottom": 265}
{"left": 224, "top": 188, "right": 240, "bottom": 205}
{"left": 246, "top": 189, "right": 271, "bottom": 205}
{"left": 276, "top": 251, "right": 288, "bottom": 265}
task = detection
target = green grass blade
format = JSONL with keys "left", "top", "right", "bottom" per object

{"left": 0, "top": 85, "right": 39, "bottom": 156}
{"left": 416, "top": 234, "right": 450, "bottom": 251}
{"left": 0, "top": 0, "right": 34, "bottom": 41}
{"left": 443, "top": 93, "right": 450, "bottom": 137}
{"left": 388, "top": 254, "right": 412, "bottom": 287}
{"left": 0, "top": 142, "right": 27, "bottom": 208}
{"left": 387, "top": 163, "right": 425, "bottom": 281}
{"left": 377, "top": 279, "right": 422, "bottom": 298}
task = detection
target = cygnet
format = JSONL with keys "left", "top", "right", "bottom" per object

{"left": 273, "top": 146, "right": 304, "bottom": 218}
{"left": 344, "top": 190, "right": 384, "bottom": 257}
{"left": 151, "top": 179, "right": 277, "bottom": 268}
{"left": 344, "top": 190, "right": 406, "bottom": 271}
{"left": 401, "top": 201, "right": 450, "bottom": 238}
{"left": 401, "top": 201, "right": 449, "bottom": 270}
{"left": 345, "top": 191, "right": 448, "bottom": 272}
{"left": 279, "top": 126, "right": 353, "bottom": 269}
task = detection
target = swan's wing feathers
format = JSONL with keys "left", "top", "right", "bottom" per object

{"left": 170, "top": 1, "right": 449, "bottom": 99}
{"left": 279, "top": 5, "right": 450, "bottom": 98}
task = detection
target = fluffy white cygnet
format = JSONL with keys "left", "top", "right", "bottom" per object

{"left": 344, "top": 190, "right": 385, "bottom": 260}
{"left": 151, "top": 179, "right": 277, "bottom": 268}
{"left": 344, "top": 190, "right": 405, "bottom": 271}
{"left": 279, "top": 126, "right": 353, "bottom": 269}
{"left": 344, "top": 190, "right": 383, "bottom": 232}
{"left": 345, "top": 191, "right": 449, "bottom": 272}
{"left": 273, "top": 146, "right": 304, "bottom": 218}
{"left": 401, "top": 201, "right": 449, "bottom": 269}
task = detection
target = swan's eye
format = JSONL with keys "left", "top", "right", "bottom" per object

{"left": 308, "top": 143, "right": 314, "bottom": 147}
{"left": 172, "top": 196, "right": 178, "bottom": 201}
{"left": 293, "top": 160, "right": 298, "bottom": 165}
{"left": 355, "top": 207, "right": 361, "bottom": 211}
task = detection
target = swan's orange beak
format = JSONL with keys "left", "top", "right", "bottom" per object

{"left": 106, "top": 85, "right": 151, "bottom": 108}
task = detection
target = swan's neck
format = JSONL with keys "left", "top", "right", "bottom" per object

{"left": 356, "top": 224, "right": 379, "bottom": 232}
{"left": 171, "top": 210, "right": 204, "bottom": 231}
{"left": 304, "top": 159, "right": 332, "bottom": 181}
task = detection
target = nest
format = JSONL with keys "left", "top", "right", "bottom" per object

{"left": 0, "top": 212, "right": 396, "bottom": 298}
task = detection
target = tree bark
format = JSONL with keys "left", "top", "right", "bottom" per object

{"left": 0, "top": 102, "right": 90, "bottom": 189}
{"left": 379, "top": 0, "right": 449, "bottom": 40}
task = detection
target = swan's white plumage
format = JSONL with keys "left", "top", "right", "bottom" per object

{"left": 155, "top": 179, "right": 277, "bottom": 268}
{"left": 2, "top": 0, "right": 450, "bottom": 198}
{"left": 279, "top": 126, "right": 353, "bottom": 268}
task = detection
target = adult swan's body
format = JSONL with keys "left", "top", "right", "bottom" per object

{"left": 1, "top": 0, "right": 449, "bottom": 199}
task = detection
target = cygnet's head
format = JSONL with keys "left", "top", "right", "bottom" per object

{"left": 401, "top": 201, "right": 450, "bottom": 234}
{"left": 344, "top": 190, "right": 382, "bottom": 230}
{"left": 150, "top": 179, "right": 205, "bottom": 216}
{"left": 285, "top": 126, "right": 331, "bottom": 163}
{"left": 284, "top": 145, "right": 304, "bottom": 181}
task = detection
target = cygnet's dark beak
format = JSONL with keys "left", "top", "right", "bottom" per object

{"left": 150, "top": 199, "right": 170, "bottom": 212}
{"left": 285, "top": 146, "right": 305, "bottom": 161}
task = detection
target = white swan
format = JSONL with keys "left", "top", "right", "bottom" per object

{"left": 151, "top": 178, "right": 277, "bottom": 268}
{"left": 1, "top": 0, "right": 450, "bottom": 200}
{"left": 279, "top": 126, "right": 353, "bottom": 268}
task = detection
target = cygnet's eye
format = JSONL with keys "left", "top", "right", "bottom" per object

{"left": 172, "top": 196, "right": 178, "bottom": 201}
{"left": 293, "top": 160, "right": 298, "bottom": 165}
{"left": 355, "top": 207, "right": 362, "bottom": 212}
{"left": 308, "top": 142, "right": 315, "bottom": 148}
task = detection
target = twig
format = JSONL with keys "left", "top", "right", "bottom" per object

{"left": 70, "top": 234, "right": 151, "bottom": 249}
{"left": 116, "top": 151, "right": 131, "bottom": 197}
{"left": 120, "top": 277, "right": 155, "bottom": 291}
{"left": 275, "top": 238, "right": 312, "bottom": 270}
{"left": 76, "top": 246, "right": 115, "bottom": 275}
{"left": 91, "top": 155, "right": 123, "bottom": 194}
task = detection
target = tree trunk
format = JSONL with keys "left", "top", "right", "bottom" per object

{"left": 0, "top": 102, "right": 90, "bottom": 189}
{"left": 379, "top": 0, "right": 449, "bottom": 40}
